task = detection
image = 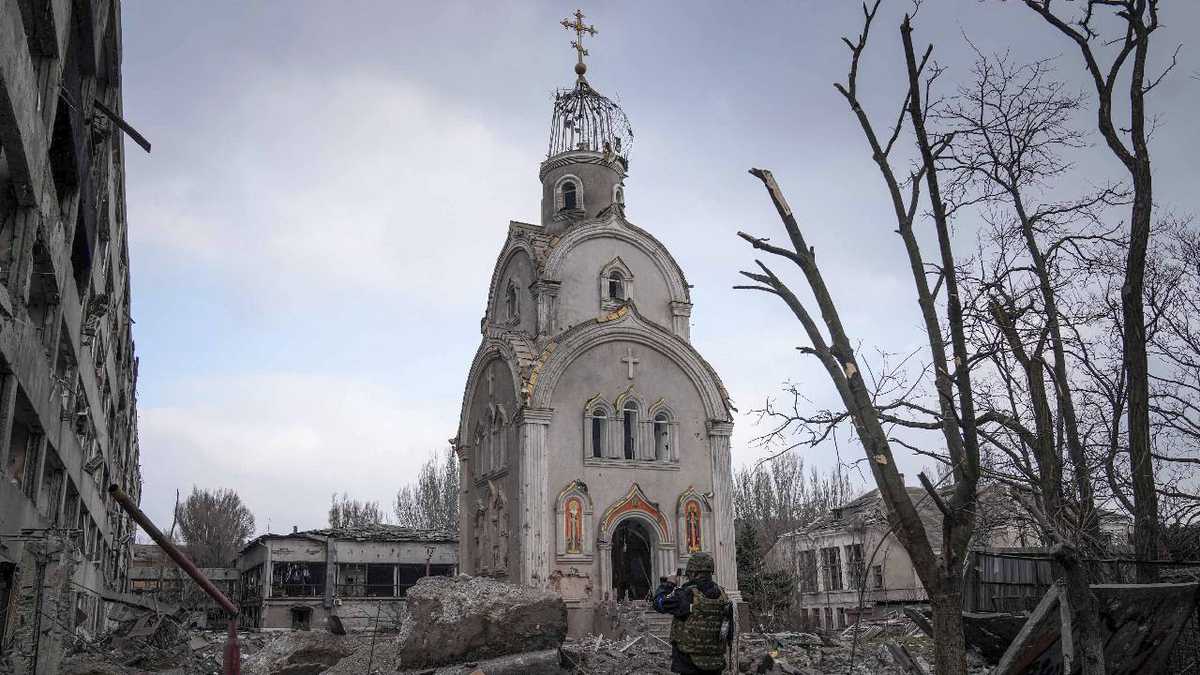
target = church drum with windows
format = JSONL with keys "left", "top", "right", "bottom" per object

{"left": 453, "top": 15, "right": 738, "bottom": 635}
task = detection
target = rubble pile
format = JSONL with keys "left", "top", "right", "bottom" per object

{"left": 240, "top": 631, "right": 366, "bottom": 675}
{"left": 61, "top": 605, "right": 194, "bottom": 675}
{"left": 323, "top": 574, "right": 569, "bottom": 673}
{"left": 735, "top": 630, "right": 991, "bottom": 675}
{"left": 560, "top": 632, "right": 674, "bottom": 674}
{"left": 59, "top": 603, "right": 278, "bottom": 675}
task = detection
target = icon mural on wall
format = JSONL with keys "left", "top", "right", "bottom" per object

{"left": 565, "top": 496, "right": 583, "bottom": 554}
{"left": 685, "top": 500, "right": 702, "bottom": 553}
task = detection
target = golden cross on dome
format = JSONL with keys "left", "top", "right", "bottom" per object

{"left": 561, "top": 9, "right": 597, "bottom": 77}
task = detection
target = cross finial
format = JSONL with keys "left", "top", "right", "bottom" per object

{"left": 561, "top": 9, "right": 597, "bottom": 78}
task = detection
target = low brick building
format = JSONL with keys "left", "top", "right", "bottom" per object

{"left": 237, "top": 525, "right": 457, "bottom": 631}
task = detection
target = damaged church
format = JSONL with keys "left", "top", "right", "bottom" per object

{"left": 454, "top": 11, "right": 739, "bottom": 636}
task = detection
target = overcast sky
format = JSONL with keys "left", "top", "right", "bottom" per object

{"left": 118, "top": 1, "right": 1200, "bottom": 534}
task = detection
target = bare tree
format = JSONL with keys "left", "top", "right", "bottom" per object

{"left": 736, "top": 6, "right": 981, "bottom": 672}
{"left": 733, "top": 454, "right": 857, "bottom": 550}
{"left": 328, "top": 493, "right": 388, "bottom": 529}
{"left": 394, "top": 448, "right": 459, "bottom": 531}
{"left": 1018, "top": 0, "right": 1174, "bottom": 582}
{"left": 175, "top": 487, "right": 255, "bottom": 567}
{"left": 939, "top": 50, "right": 1127, "bottom": 673}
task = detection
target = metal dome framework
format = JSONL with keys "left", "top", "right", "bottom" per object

{"left": 547, "top": 79, "right": 634, "bottom": 161}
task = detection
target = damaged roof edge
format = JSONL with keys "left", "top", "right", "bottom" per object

{"left": 239, "top": 524, "right": 458, "bottom": 554}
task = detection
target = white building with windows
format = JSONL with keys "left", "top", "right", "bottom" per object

{"left": 453, "top": 15, "right": 738, "bottom": 635}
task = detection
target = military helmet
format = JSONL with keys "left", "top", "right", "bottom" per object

{"left": 685, "top": 552, "right": 715, "bottom": 575}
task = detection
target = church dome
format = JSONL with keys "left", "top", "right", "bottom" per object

{"left": 547, "top": 78, "right": 633, "bottom": 163}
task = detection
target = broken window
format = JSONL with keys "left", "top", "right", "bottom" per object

{"left": 607, "top": 270, "right": 625, "bottom": 301}
{"left": 590, "top": 407, "right": 607, "bottom": 458}
{"left": 504, "top": 281, "right": 519, "bottom": 321}
{"left": 241, "top": 564, "right": 263, "bottom": 600}
{"left": 871, "top": 564, "right": 884, "bottom": 590}
{"left": 798, "top": 549, "right": 818, "bottom": 593}
{"left": 622, "top": 401, "right": 638, "bottom": 460}
{"left": 272, "top": 562, "right": 325, "bottom": 597}
{"left": 845, "top": 543, "right": 865, "bottom": 590}
{"left": 820, "top": 546, "right": 842, "bottom": 591}
{"left": 652, "top": 411, "right": 670, "bottom": 461}
{"left": 337, "top": 563, "right": 396, "bottom": 597}
{"left": 561, "top": 181, "right": 577, "bottom": 210}
{"left": 397, "top": 564, "right": 454, "bottom": 597}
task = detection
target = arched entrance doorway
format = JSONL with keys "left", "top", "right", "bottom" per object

{"left": 612, "top": 519, "right": 653, "bottom": 601}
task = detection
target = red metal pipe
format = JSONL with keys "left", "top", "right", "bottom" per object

{"left": 109, "top": 484, "right": 241, "bottom": 674}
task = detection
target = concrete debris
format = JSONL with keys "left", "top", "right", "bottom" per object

{"left": 240, "top": 631, "right": 367, "bottom": 675}
{"left": 393, "top": 574, "right": 567, "bottom": 669}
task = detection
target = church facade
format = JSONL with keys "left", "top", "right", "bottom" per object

{"left": 453, "top": 13, "right": 737, "bottom": 630}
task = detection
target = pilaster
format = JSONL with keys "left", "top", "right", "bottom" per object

{"left": 531, "top": 280, "right": 561, "bottom": 337}
{"left": 451, "top": 439, "right": 472, "bottom": 573}
{"left": 670, "top": 301, "right": 692, "bottom": 341}
{"left": 517, "top": 407, "right": 553, "bottom": 588}
{"left": 706, "top": 420, "right": 739, "bottom": 599}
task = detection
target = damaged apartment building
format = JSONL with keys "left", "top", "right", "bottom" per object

{"left": 238, "top": 525, "right": 457, "bottom": 631}
{"left": 0, "top": 1, "right": 143, "bottom": 673}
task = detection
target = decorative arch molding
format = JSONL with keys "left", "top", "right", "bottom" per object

{"left": 599, "top": 256, "right": 634, "bottom": 310}
{"left": 598, "top": 483, "right": 673, "bottom": 545}
{"left": 556, "top": 480, "right": 594, "bottom": 562}
{"left": 613, "top": 384, "right": 646, "bottom": 411}
{"left": 482, "top": 231, "right": 542, "bottom": 328}
{"left": 647, "top": 398, "right": 677, "bottom": 462}
{"left": 530, "top": 305, "right": 733, "bottom": 422}
{"left": 553, "top": 173, "right": 585, "bottom": 212}
{"left": 542, "top": 215, "right": 692, "bottom": 307}
{"left": 456, "top": 338, "right": 527, "bottom": 448}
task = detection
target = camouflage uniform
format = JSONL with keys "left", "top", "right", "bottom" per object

{"left": 653, "top": 552, "right": 732, "bottom": 675}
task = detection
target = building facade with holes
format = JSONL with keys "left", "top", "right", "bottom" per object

{"left": 236, "top": 525, "right": 457, "bottom": 631}
{"left": 454, "top": 40, "right": 738, "bottom": 635}
{"left": 0, "top": 2, "right": 143, "bottom": 672}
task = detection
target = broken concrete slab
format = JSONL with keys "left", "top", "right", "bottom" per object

{"left": 396, "top": 575, "right": 567, "bottom": 669}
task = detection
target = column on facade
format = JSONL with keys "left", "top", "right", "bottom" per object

{"left": 706, "top": 421, "right": 739, "bottom": 598}
{"left": 516, "top": 407, "right": 553, "bottom": 587}
{"left": 532, "top": 280, "right": 561, "bottom": 337}
{"left": 452, "top": 440, "right": 471, "bottom": 572}
{"left": 669, "top": 301, "right": 692, "bottom": 341}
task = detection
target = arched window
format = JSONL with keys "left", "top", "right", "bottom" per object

{"left": 561, "top": 181, "right": 577, "bottom": 210}
{"left": 504, "top": 282, "right": 518, "bottom": 321}
{"left": 590, "top": 408, "right": 607, "bottom": 458}
{"left": 653, "top": 412, "right": 670, "bottom": 461}
{"left": 491, "top": 408, "right": 506, "bottom": 469}
{"left": 474, "top": 426, "right": 486, "bottom": 476}
{"left": 608, "top": 271, "right": 625, "bottom": 301}
{"left": 622, "top": 401, "right": 638, "bottom": 460}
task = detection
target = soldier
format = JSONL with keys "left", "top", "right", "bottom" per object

{"left": 651, "top": 551, "right": 734, "bottom": 675}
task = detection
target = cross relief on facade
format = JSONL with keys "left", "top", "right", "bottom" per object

{"left": 621, "top": 346, "right": 639, "bottom": 380}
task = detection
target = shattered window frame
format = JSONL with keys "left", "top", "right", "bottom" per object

{"left": 271, "top": 561, "right": 326, "bottom": 597}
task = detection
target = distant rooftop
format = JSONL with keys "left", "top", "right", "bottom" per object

{"left": 241, "top": 523, "right": 458, "bottom": 552}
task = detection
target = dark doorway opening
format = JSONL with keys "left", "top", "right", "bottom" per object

{"left": 290, "top": 605, "right": 312, "bottom": 630}
{"left": 612, "top": 520, "right": 652, "bottom": 601}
